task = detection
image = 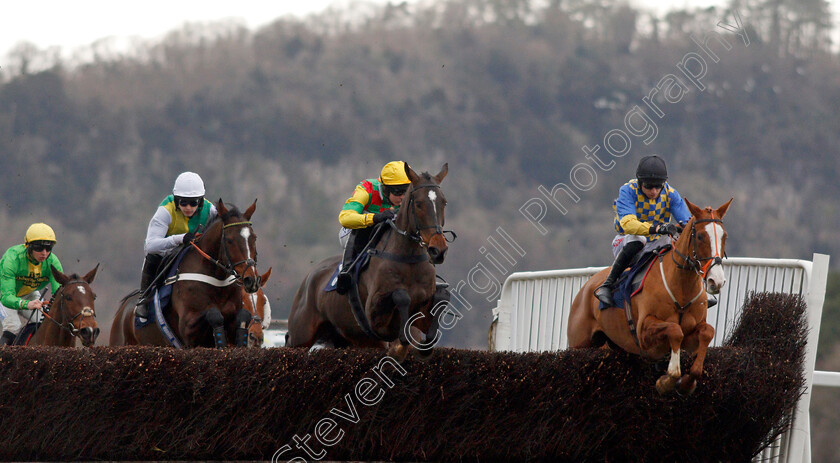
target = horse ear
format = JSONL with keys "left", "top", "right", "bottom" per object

{"left": 716, "top": 198, "right": 733, "bottom": 219}
{"left": 244, "top": 199, "right": 257, "bottom": 220}
{"left": 51, "top": 266, "right": 70, "bottom": 285}
{"left": 434, "top": 163, "right": 448, "bottom": 183}
{"left": 260, "top": 267, "right": 272, "bottom": 287}
{"left": 684, "top": 198, "right": 702, "bottom": 217}
{"left": 405, "top": 163, "right": 420, "bottom": 184}
{"left": 83, "top": 264, "right": 100, "bottom": 284}
{"left": 216, "top": 198, "right": 228, "bottom": 216}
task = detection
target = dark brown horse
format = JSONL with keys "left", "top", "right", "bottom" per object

{"left": 568, "top": 199, "right": 732, "bottom": 395}
{"left": 242, "top": 267, "right": 272, "bottom": 347}
{"left": 27, "top": 265, "right": 100, "bottom": 347}
{"left": 110, "top": 199, "right": 262, "bottom": 348}
{"left": 287, "top": 163, "right": 450, "bottom": 361}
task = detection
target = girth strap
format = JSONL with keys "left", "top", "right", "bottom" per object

{"left": 165, "top": 273, "right": 238, "bottom": 287}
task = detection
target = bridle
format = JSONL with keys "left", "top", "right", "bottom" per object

{"left": 245, "top": 290, "right": 264, "bottom": 346}
{"left": 39, "top": 279, "right": 96, "bottom": 339}
{"left": 190, "top": 220, "right": 260, "bottom": 291}
{"left": 671, "top": 217, "right": 725, "bottom": 279}
{"left": 388, "top": 183, "right": 456, "bottom": 247}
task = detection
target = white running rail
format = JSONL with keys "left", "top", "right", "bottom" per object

{"left": 490, "top": 253, "right": 832, "bottom": 463}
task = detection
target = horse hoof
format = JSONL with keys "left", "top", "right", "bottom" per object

{"left": 413, "top": 348, "right": 434, "bottom": 362}
{"left": 656, "top": 375, "right": 677, "bottom": 395}
{"left": 676, "top": 375, "right": 697, "bottom": 396}
{"left": 308, "top": 342, "right": 328, "bottom": 353}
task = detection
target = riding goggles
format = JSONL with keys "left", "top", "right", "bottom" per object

{"left": 387, "top": 185, "right": 409, "bottom": 196}
{"left": 178, "top": 197, "right": 202, "bottom": 207}
{"left": 29, "top": 242, "right": 54, "bottom": 252}
{"left": 642, "top": 182, "right": 664, "bottom": 190}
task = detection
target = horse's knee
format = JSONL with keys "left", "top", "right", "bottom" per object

{"left": 392, "top": 289, "right": 410, "bottom": 308}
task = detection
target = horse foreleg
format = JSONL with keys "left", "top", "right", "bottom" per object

{"left": 392, "top": 289, "right": 411, "bottom": 346}
{"left": 677, "top": 322, "right": 715, "bottom": 396}
{"left": 639, "top": 316, "right": 684, "bottom": 395}
{"left": 234, "top": 309, "right": 252, "bottom": 347}
{"left": 204, "top": 308, "right": 227, "bottom": 348}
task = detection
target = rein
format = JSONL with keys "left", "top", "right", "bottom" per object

{"left": 189, "top": 220, "right": 259, "bottom": 288}
{"left": 661, "top": 215, "right": 725, "bottom": 313}
{"left": 380, "top": 183, "right": 456, "bottom": 257}
{"left": 38, "top": 280, "right": 95, "bottom": 338}
{"left": 671, "top": 217, "right": 724, "bottom": 278}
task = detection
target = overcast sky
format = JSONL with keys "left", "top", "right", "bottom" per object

{"left": 1, "top": 0, "right": 836, "bottom": 59}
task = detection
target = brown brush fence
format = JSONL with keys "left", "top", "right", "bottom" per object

{"left": 0, "top": 292, "right": 806, "bottom": 462}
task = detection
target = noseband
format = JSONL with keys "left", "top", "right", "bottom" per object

{"left": 40, "top": 280, "right": 95, "bottom": 338}
{"left": 389, "top": 183, "right": 456, "bottom": 247}
{"left": 672, "top": 217, "right": 725, "bottom": 279}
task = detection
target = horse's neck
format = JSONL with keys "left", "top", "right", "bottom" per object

{"left": 33, "top": 309, "right": 74, "bottom": 347}
{"left": 381, "top": 221, "right": 424, "bottom": 256}
{"left": 660, "top": 233, "right": 703, "bottom": 296}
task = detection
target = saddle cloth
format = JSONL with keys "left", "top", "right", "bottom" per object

{"left": 598, "top": 239, "right": 672, "bottom": 311}
{"left": 134, "top": 246, "right": 191, "bottom": 330}
{"left": 324, "top": 251, "right": 371, "bottom": 292}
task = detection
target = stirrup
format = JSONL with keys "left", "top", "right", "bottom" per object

{"left": 335, "top": 272, "right": 352, "bottom": 295}
{"left": 594, "top": 285, "right": 615, "bottom": 306}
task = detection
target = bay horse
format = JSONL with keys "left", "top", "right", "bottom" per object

{"left": 287, "top": 163, "right": 450, "bottom": 361}
{"left": 568, "top": 198, "right": 732, "bottom": 395}
{"left": 242, "top": 267, "right": 272, "bottom": 347}
{"left": 110, "top": 199, "right": 262, "bottom": 348}
{"left": 27, "top": 265, "right": 100, "bottom": 347}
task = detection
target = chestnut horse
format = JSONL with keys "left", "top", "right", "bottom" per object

{"left": 568, "top": 198, "right": 732, "bottom": 395}
{"left": 24, "top": 265, "right": 100, "bottom": 347}
{"left": 110, "top": 199, "right": 261, "bottom": 348}
{"left": 242, "top": 267, "right": 272, "bottom": 347}
{"left": 287, "top": 163, "right": 450, "bottom": 361}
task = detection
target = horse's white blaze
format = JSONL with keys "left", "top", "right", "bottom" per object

{"left": 240, "top": 228, "right": 252, "bottom": 257}
{"left": 262, "top": 296, "right": 272, "bottom": 328}
{"left": 668, "top": 349, "right": 681, "bottom": 377}
{"left": 77, "top": 286, "right": 86, "bottom": 295}
{"left": 704, "top": 222, "right": 726, "bottom": 291}
{"left": 428, "top": 190, "right": 437, "bottom": 216}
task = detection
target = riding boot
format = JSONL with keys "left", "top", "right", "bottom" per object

{"left": 707, "top": 297, "right": 718, "bottom": 308}
{"left": 594, "top": 240, "right": 644, "bottom": 307}
{"left": 336, "top": 231, "right": 358, "bottom": 295}
{"left": 136, "top": 254, "right": 162, "bottom": 320}
{"left": 0, "top": 330, "right": 16, "bottom": 346}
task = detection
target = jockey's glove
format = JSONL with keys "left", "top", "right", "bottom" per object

{"left": 373, "top": 209, "right": 396, "bottom": 224}
{"left": 183, "top": 231, "right": 197, "bottom": 245}
{"left": 650, "top": 223, "right": 680, "bottom": 236}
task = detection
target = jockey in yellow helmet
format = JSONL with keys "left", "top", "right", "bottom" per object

{"left": 0, "top": 223, "right": 64, "bottom": 345}
{"left": 335, "top": 161, "right": 411, "bottom": 294}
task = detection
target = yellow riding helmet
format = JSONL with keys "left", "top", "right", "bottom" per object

{"left": 25, "top": 223, "right": 57, "bottom": 244}
{"left": 379, "top": 161, "right": 410, "bottom": 186}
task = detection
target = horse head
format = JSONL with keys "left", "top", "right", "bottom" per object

{"left": 678, "top": 198, "right": 733, "bottom": 295}
{"left": 49, "top": 264, "right": 100, "bottom": 346}
{"left": 396, "top": 163, "right": 450, "bottom": 264}
{"left": 215, "top": 199, "right": 261, "bottom": 294}
{"left": 244, "top": 267, "right": 272, "bottom": 348}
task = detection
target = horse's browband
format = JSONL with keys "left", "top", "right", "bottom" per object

{"left": 223, "top": 221, "right": 252, "bottom": 229}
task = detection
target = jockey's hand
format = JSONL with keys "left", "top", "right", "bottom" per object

{"left": 373, "top": 209, "right": 395, "bottom": 224}
{"left": 26, "top": 300, "right": 44, "bottom": 310}
{"left": 182, "top": 231, "right": 197, "bottom": 245}
{"left": 651, "top": 223, "right": 680, "bottom": 236}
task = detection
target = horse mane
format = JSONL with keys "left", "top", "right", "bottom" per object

{"left": 201, "top": 204, "right": 245, "bottom": 234}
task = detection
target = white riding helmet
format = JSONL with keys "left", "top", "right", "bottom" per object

{"left": 172, "top": 172, "right": 205, "bottom": 197}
